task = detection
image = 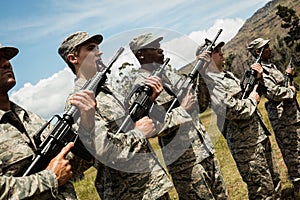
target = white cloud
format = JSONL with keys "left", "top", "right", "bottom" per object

{"left": 189, "top": 18, "right": 244, "bottom": 44}
{"left": 10, "top": 68, "right": 75, "bottom": 120}
{"left": 161, "top": 18, "right": 245, "bottom": 68}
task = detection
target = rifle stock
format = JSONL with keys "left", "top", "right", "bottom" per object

{"left": 23, "top": 47, "right": 124, "bottom": 176}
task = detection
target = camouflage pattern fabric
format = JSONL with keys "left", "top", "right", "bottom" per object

{"left": 95, "top": 161, "right": 172, "bottom": 200}
{"left": 0, "top": 101, "right": 78, "bottom": 199}
{"left": 71, "top": 78, "right": 173, "bottom": 200}
{"left": 261, "top": 62, "right": 300, "bottom": 182}
{"left": 170, "top": 156, "right": 227, "bottom": 200}
{"left": 130, "top": 68, "right": 228, "bottom": 200}
{"left": 204, "top": 70, "right": 281, "bottom": 200}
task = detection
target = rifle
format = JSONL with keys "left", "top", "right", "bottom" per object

{"left": 23, "top": 47, "right": 124, "bottom": 176}
{"left": 240, "top": 46, "right": 265, "bottom": 99}
{"left": 284, "top": 57, "right": 300, "bottom": 111}
{"left": 166, "top": 29, "right": 223, "bottom": 114}
{"left": 284, "top": 57, "right": 299, "bottom": 90}
{"left": 116, "top": 58, "right": 170, "bottom": 134}
{"left": 113, "top": 58, "right": 170, "bottom": 177}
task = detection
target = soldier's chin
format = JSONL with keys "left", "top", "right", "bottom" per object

{"left": 159, "top": 58, "right": 165, "bottom": 64}
{"left": 8, "top": 78, "right": 16, "bottom": 87}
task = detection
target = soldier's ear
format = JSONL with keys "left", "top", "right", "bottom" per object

{"left": 255, "top": 49, "right": 261, "bottom": 55}
{"left": 68, "top": 54, "right": 78, "bottom": 64}
{"left": 136, "top": 50, "right": 144, "bottom": 60}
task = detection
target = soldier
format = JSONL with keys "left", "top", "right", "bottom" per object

{"left": 199, "top": 39, "right": 281, "bottom": 199}
{"left": 58, "top": 31, "right": 173, "bottom": 200}
{"left": 128, "top": 33, "right": 228, "bottom": 200}
{"left": 0, "top": 42, "right": 96, "bottom": 199}
{"left": 247, "top": 38, "right": 300, "bottom": 198}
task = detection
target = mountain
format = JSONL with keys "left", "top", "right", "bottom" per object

{"left": 180, "top": 0, "right": 300, "bottom": 78}
{"left": 224, "top": 0, "right": 300, "bottom": 77}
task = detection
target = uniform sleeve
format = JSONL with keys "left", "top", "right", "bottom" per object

{"left": 0, "top": 170, "right": 58, "bottom": 199}
{"left": 223, "top": 93, "right": 257, "bottom": 120}
{"left": 262, "top": 69, "right": 295, "bottom": 101}
{"left": 157, "top": 106, "right": 193, "bottom": 136}
{"left": 212, "top": 77, "right": 257, "bottom": 120}
{"left": 91, "top": 119, "right": 148, "bottom": 163}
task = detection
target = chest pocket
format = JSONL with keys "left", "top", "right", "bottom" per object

{"left": 0, "top": 124, "right": 34, "bottom": 176}
{"left": 96, "top": 91, "right": 127, "bottom": 132}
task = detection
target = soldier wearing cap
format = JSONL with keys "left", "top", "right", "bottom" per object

{"left": 0, "top": 42, "right": 96, "bottom": 199}
{"left": 199, "top": 38, "right": 281, "bottom": 199}
{"left": 248, "top": 37, "right": 300, "bottom": 198}
{"left": 128, "top": 33, "right": 228, "bottom": 199}
{"left": 58, "top": 31, "right": 173, "bottom": 200}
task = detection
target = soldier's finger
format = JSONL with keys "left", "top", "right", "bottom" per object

{"left": 58, "top": 142, "right": 74, "bottom": 159}
{"left": 253, "top": 84, "right": 258, "bottom": 92}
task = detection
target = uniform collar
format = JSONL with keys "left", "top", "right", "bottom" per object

{"left": 0, "top": 101, "right": 30, "bottom": 124}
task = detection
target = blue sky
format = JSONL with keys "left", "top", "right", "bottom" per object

{"left": 0, "top": 0, "right": 271, "bottom": 119}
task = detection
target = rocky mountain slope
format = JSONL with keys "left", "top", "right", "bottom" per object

{"left": 224, "top": 0, "right": 300, "bottom": 76}
{"left": 180, "top": 0, "right": 300, "bottom": 77}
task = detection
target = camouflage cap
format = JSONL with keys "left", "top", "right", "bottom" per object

{"left": 0, "top": 43, "right": 19, "bottom": 60}
{"left": 247, "top": 38, "right": 269, "bottom": 55}
{"left": 195, "top": 38, "right": 225, "bottom": 56}
{"left": 129, "top": 33, "right": 163, "bottom": 54}
{"left": 58, "top": 31, "right": 103, "bottom": 62}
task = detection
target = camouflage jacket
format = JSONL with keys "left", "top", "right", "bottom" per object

{"left": 204, "top": 70, "right": 270, "bottom": 150}
{"left": 260, "top": 62, "right": 300, "bottom": 126}
{"left": 129, "top": 68, "right": 214, "bottom": 173}
{"left": 71, "top": 78, "right": 173, "bottom": 200}
{"left": 0, "top": 102, "right": 59, "bottom": 199}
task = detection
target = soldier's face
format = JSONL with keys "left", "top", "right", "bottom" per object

{"left": 0, "top": 57, "right": 16, "bottom": 92}
{"left": 212, "top": 47, "right": 225, "bottom": 70}
{"left": 262, "top": 44, "right": 272, "bottom": 59}
{"left": 258, "top": 43, "right": 272, "bottom": 60}
{"left": 140, "top": 42, "right": 164, "bottom": 65}
{"left": 76, "top": 42, "right": 103, "bottom": 79}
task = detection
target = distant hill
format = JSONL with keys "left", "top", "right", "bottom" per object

{"left": 180, "top": 0, "right": 300, "bottom": 78}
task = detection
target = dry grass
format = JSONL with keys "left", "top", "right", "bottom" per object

{"left": 74, "top": 91, "right": 300, "bottom": 199}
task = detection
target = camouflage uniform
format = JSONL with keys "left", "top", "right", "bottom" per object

{"left": 261, "top": 62, "right": 300, "bottom": 183}
{"left": 70, "top": 78, "right": 173, "bottom": 200}
{"left": 130, "top": 68, "right": 228, "bottom": 200}
{"left": 204, "top": 70, "right": 281, "bottom": 200}
{"left": 0, "top": 101, "right": 80, "bottom": 200}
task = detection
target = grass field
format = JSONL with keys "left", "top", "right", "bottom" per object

{"left": 74, "top": 93, "right": 299, "bottom": 200}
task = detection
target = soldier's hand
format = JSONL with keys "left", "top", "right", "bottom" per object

{"left": 145, "top": 76, "right": 163, "bottom": 101}
{"left": 180, "top": 85, "right": 196, "bottom": 111}
{"left": 135, "top": 116, "right": 156, "bottom": 138}
{"left": 196, "top": 51, "right": 211, "bottom": 62}
{"left": 289, "top": 85, "right": 296, "bottom": 93}
{"left": 69, "top": 90, "right": 96, "bottom": 131}
{"left": 249, "top": 85, "right": 261, "bottom": 103}
{"left": 286, "top": 67, "right": 295, "bottom": 76}
{"left": 251, "top": 63, "right": 263, "bottom": 78}
{"left": 196, "top": 51, "right": 212, "bottom": 74}
{"left": 46, "top": 142, "right": 74, "bottom": 186}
